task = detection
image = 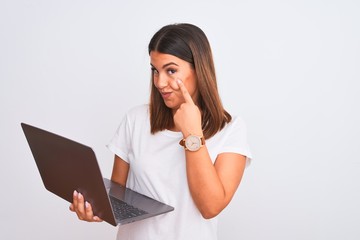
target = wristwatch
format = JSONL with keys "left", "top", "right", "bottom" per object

{"left": 179, "top": 135, "right": 205, "bottom": 152}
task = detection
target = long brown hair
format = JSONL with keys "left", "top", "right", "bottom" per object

{"left": 148, "top": 23, "right": 231, "bottom": 139}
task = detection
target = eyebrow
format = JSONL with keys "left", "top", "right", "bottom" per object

{"left": 150, "top": 62, "right": 179, "bottom": 69}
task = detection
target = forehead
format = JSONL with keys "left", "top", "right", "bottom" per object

{"left": 150, "top": 51, "right": 185, "bottom": 67}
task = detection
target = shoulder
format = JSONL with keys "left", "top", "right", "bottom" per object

{"left": 125, "top": 104, "right": 149, "bottom": 120}
{"left": 223, "top": 116, "right": 248, "bottom": 133}
{"left": 210, "top": 116, "right": 250, "bottom": 143}
{"left": 122, "top": 104, "right": 150, "bottom": 132}
{"left": 212, "top": 115, "right": 252, "bottom": 165}
{"left": 212, "top": 115, "right": 251, "bottom": 149}
{"left": 126, "top": 104, "right": 149, "bottom": 115}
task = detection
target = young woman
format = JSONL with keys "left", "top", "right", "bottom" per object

{"left": 70, "top": 23, "right": 252, "bottom": 240}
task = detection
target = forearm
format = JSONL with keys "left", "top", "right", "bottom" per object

{"left": 111, "top": 155, "right": 129, "bottom": 187}
{"left": 185, "top": 147, "right": 228, "bottom": 219}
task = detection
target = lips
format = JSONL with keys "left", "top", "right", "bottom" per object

{"left": 160, "top": 91, "right": 172, "bottom": 99}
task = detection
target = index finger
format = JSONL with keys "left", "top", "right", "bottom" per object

{"left": 176, "top": 79, "right": 194, "bottom": 104}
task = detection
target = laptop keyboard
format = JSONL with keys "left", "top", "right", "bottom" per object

{"left": 109, "top": 195, "right": 148, "bottom": 219}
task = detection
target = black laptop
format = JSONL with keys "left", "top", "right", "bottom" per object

{"left": 21, "top": 123, "right": 174, "bottom": 226}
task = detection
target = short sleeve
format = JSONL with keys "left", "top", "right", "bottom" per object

{"left": 219, "top": 117, "right": 253, "bottom": 167}
{"left": 107, "top": 114, "right": 132, "bottom": 163}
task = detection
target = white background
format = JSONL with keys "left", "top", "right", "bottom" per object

{"left": 1, "top": 0, "right": 359, "bottom": 239}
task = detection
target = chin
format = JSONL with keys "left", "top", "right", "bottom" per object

{"left": 163, "top": 101, "right": 179, "bottom": 111}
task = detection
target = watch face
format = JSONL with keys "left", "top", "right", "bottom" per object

{"left": 185, "top": 135, "right": 201, "bottom": 151}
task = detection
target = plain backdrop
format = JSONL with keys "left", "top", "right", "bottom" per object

{"left": 1, "top": 0, "right": 359, "bottom": 239}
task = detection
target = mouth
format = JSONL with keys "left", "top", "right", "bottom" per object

{"left": 160, "top": 91, "right": 172, "bottom": 99}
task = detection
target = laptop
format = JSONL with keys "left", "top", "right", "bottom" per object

{"left": 21, "top": 122, "right": 174, "bottom": 226}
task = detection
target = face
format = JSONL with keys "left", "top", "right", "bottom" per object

{"left": 150, "top": 51, "right": 198, "bottom": 111}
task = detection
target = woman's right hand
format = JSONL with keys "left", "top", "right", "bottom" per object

{"left": 69, "top": 190, "right": 103, "bottom": 222}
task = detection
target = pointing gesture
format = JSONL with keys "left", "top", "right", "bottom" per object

{"left": 176, "top": 78, "right": 195, "bottom": 105}
{"left": 173, "top": 79, "right": 203, "bottom": 138}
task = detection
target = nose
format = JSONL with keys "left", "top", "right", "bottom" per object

{"left": 155, "top": 74, "right": 170, "bottom": 89}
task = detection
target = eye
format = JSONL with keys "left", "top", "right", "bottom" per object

{"left": 151, "top": 67, "right": 159, "bottom": 75}
{"left": 167, "top": 68, "right": 176, "bottom": 75}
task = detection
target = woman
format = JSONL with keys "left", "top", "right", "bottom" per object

{"left": 70, "top": 23, "right": 252, "bottom": 240}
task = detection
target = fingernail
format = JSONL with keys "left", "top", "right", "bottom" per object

{"left": 73, "top": 190, "right": 78, "bottom": 197}
{"left": 78, "top": 193, "right": 82, "bottom": 199}
{"left": 176, "top": 79, "right": 182, "bottom": 84}
{"left": 85, "top": 201, "right": 89, "bottom": 208}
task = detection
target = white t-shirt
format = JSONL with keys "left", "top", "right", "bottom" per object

{"left": 107, "top": 104, "right": 252, "bottom": 240}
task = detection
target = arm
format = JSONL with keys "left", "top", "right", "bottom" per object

{"left": 111, "top": 155, "right": 129, "bottom": 187}
{"left": 174, "top": 79, "right": 247, "bottom": 219}
{"left": 185, "top": 148, "right": 246, "bottom": 219}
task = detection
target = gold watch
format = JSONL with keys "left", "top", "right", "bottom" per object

{"left": 179, "top": 135, "right": 205, "bottom": 152}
